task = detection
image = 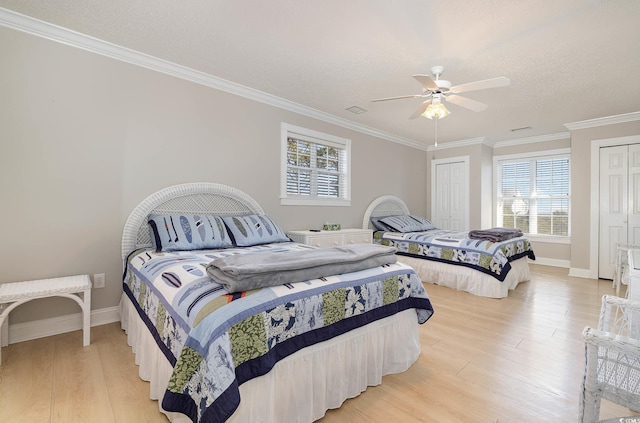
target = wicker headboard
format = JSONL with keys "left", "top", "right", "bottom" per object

{"left": 362, "top": 195, "right": 411, "bottom": 230}
{"left": 121, "top": 183, "right": 264, "bottom": 263}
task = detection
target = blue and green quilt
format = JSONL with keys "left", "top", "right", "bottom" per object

{"left": 124, "top": 241, "right": 434, "bottom": 423}
{"left": 374, "top": 229, "right": 535, "bottom": 281}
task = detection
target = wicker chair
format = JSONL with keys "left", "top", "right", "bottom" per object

{"left": 612, "top": 243, "right": 640, "bottom": 297}
{"left": 579, "top": 295, "right": 640, "bottom": 422}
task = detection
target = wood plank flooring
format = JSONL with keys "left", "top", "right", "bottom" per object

{"left": 0, "top": 264, "right": 638, "bottom": 422}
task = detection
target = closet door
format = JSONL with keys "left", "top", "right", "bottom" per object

{"left": 628, "top": 144, "right": 640, "bottom": 243}
{"left": 432, "top": 160, "right": 468, "bottom": 231}
{"left": 598, "top": 144, "right": 640, "bottom": 279}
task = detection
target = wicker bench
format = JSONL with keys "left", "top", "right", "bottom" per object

{"left": 0, "top": 274, "right": 92, "bottom": 365}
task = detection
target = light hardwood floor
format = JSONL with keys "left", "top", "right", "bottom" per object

{"left": 0, "top": 264, "right": 638, "bottom": 422}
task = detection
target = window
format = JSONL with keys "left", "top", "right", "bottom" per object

{"left": 496, "top": 149, "right": 570, "bottom": 237}
{"left": 280, "top": 123, "right": 351, "bottom": 206}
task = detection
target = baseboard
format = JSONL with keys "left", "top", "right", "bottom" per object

{"left": 2, "top": 306, "right": 120, "bottom": 346}
{"left": 531, "top": 258, "right": 598, "bottom": 279}
{"left": 531, "top": 257, "right": 570, "bottom": 268}
{"left": 568, "top": 267, "right": 596, "bottom": 279}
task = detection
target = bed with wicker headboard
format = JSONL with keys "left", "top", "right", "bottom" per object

{"left": 363, "top": 195, "right": 535, "bottom": 298}
{"left": 120, "top": 183, "right": 434, "bottom": 423}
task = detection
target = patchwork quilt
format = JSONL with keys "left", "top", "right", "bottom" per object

{"left": 374, "top": 229, "right": 535, "bottom": 281}
{"left": 124, "top": 241, "right": 434, "bottom": 423}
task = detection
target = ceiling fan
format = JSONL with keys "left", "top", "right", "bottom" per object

{"left": 372, "top": 66, "right": 510, "bottom": 119}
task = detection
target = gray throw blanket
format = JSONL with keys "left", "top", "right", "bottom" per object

{"left": 206, "top": 244, "right": 398, "bottom": 293}
{"left": 468, "top": 227, "right": 523, "bottom": 242}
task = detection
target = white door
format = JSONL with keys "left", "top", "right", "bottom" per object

{"left": 433, "top": 159, "right": 468, "bottom": 231}
{"left": 629, "top": 145, "right": 640, "bottom": 242}
{"left": 598, "top": 144, "right": 640, "bottom": 279}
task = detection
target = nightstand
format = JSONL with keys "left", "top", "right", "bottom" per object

{"left": 287, "top": 228, "right": 373, "bottom": 248}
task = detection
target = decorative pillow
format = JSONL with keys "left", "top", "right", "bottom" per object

{"left": 370, "top": 216, "right": 395, "bottom": 231}
{"left": 222, "top": 214, "right": 290, "bottom": 247}
{"left": 148, "top": 214, "right": 233, "bottom": 252}
{"left": 408, "top": 215, "right": 437, "bottom": 230}
{"left": 379, "top": 214, "right": 433, "bottom": 233}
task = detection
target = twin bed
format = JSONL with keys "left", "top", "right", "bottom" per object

{"left": 362, "top": 195, "right": 535, "bottom": 298}
{"left": 120, "top": 183, "right": 434, "bottom": 423}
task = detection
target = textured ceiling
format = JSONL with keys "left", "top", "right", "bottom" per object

{"left": 1, "top": 0, "right": 639, "bottom": 147}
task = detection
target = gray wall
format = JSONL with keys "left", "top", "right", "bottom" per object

{"left": 0, "top": 27, "right": 427, "bottom": 324}
{"left": 2, "top": 24, "right": 640, "bottom": 328}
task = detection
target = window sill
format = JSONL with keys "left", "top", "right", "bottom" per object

{"left": 524, "top": 234, "right": 570, "bottom": 244}
{"left": 280, "top": 197, "right": 351, "bottom": 207}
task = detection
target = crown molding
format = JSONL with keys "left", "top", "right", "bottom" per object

{"left": 564, "top": 111, "right": 640, "bottom": 131}
{"left": 0, "top": 7, "right": 428, "bottom": 152}
{"left": 426, "top": 137, "right": 488, "bottom": 152}
{"left": 493, "top": 132, "right": 571, "bottom": 148}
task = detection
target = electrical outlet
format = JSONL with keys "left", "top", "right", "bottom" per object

{"left": 93, "top": 273, "right": 106, "bottom": 289}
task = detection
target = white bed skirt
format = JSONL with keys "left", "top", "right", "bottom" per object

{"left": 119, "top": 293, "right": 421, "bottom": 423}
{"left": 396, "top": 256, "right": 531, "bottom": 298}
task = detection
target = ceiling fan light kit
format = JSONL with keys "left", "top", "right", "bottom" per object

{"left": 422, "top": 96, "right": 450, "bottom": 120}
{"left": 372, "top": 65, "right": 510, "bottom": 120}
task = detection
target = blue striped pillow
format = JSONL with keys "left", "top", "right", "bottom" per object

{"left": 408, "top": 215, "right": 436, "bottom": 230}
{"left": 379, "top": 214, "right": 435, "bottom": 233}
{"left": 148, "top": 214, "right": 233, "bottom": 252}
{"left": 222, "top": 214, "right": 290, "bottom": 247}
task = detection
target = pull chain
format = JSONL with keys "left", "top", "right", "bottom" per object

{"left": 434, "top": 117, "right": 438, "bottom": 147}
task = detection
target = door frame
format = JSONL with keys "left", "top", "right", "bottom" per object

{"left": 431, "top": 155, "right": 469, "bottom": 231}
{"left": 590, "top": 135, "right": 640, "bottom": 279}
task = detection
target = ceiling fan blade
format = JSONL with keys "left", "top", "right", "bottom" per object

{"left": 445, "top": 95, "right": 488, "bottom": 112}
{"left": 372, "top": 94, "right": 425, "bottom": 102}
{"left": 449, "top": 76, "right": 510, "bottom": 94}
{"left": 409, "top": 100, "right": 432, "bottom": 119}
{"left": 412, "top": 74, "right": 439, "bottom": 91}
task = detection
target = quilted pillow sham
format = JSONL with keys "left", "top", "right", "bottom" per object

{"left": 370, "top": 216, "right": 395, "bottom": 231}
{"left": 379, "top": 214, "right": 436, "bottom": 233}
{"left": 408, "top": 215, "right": 436, "bottom": 230}
{"left": 148, "top": 214, "right": 233, "bottom": 252}
{"left": 222, "top": 214, "right": 290, "bottom": 247}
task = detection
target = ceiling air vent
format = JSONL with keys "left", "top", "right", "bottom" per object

{"left": 510, "top": 126, "right": 532, "bottom": 132}
{"left": 346, "top": 106, "right": 367, "bottom": 114}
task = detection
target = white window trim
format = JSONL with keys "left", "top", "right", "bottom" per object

{"left": 280, "top": 123, "right": 351, "bottom": 206}
{"left": 525, "top": 234, "right": 571, "bottom": 244}
{"left": 493, "top": 148, "right": 571, "bottom": 239}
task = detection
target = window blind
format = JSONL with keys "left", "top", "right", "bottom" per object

{"left": 498, "top": 154, "right": 570, "bottom": 236}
